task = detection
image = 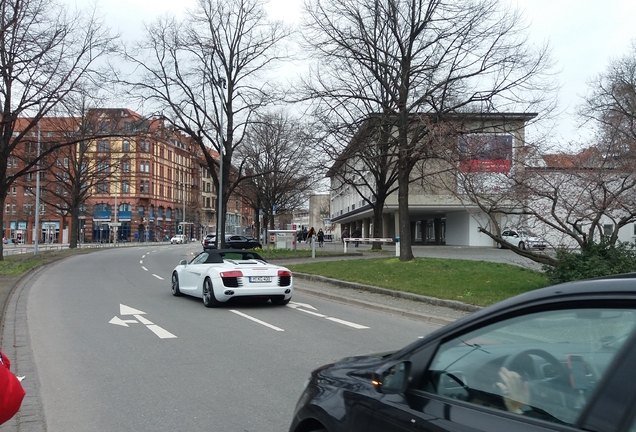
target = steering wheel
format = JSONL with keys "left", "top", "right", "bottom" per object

{"left": 501, "top": 348, "right": 573, "bottom": 414}
{"left": 501, "top": 349, "right": 569, "bottom": 387}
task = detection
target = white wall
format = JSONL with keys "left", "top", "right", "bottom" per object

{"left": 445, "top": 212, "right": 469, "bottom": 246}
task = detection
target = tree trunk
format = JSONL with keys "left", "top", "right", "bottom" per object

{"left": 398, "top": 166, "right": 414, "bottom": 261}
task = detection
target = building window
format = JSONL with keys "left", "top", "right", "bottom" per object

{"left": 122, "top": 160, "right": 130, "bottom": 173}
{"left": 11, "top": 204, "right": 16, "bottom": 215}
{"left": 96, "top": 181, "right": 109, "bottom": 194}
{"left": 122, "top": 181, "right": 130, "bottom": 194}
{"left": 4, "top": 204, "right": 9, "bottom": 214}
{"left": 11, "top": 186, "right": 16, "bottom": 196}
{"left": 97, "top": 121, "right": 110, "bottom": 132}
{"left": 139, "top": 161, "right": 150, "bottom": 173}
{"left": 97, "top": 161, "right": 110, "bottom": 173}
{"left": 138, "top": 206, "right": 144, "bottom": 216}
{"left": 25, "top": 172, "right": 34, "bottom": 182}
{"left": 123, "top": 140, "right": 131, "bottom": 152}
{"left": 140, "top": 140, "right": 150, "bottom": 152}
{"left": 97, "top": 140, "right": 110, "bottom": 152}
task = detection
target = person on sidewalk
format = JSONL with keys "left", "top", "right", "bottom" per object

{"left": 0, "top": 349, "right": 26, "bottom": 425}
{"left": 341, "top": 228, "right": 350, "bottom": 246}
{"left": 352, "top": 227, "right": 361, "bottom": 247}
{"left": 317, "top": 228, "right": 325, "bottom": 247}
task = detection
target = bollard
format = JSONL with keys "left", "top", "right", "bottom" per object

{"left": 396, "top": 237, "right": 400, "bottom": 257}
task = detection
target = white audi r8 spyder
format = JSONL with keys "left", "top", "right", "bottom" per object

{"left": 171, "top": 249, "right": 293, "bottom": 307}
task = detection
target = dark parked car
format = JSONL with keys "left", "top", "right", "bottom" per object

{"left": 289, "top": 274, "right": 636, "bottom": 432}
{"left": 203, "top": 234, "right": 262, "bottom": 250}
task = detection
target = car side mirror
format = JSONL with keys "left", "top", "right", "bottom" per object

{"left": 372, "top": 360, "right": 411, "bottom": 394}
{"left": 179, "top": 259, "right": 187, "bottom": 266}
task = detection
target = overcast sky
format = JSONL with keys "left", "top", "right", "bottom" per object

{"left": 68, "top": 0, "right": 636, "bottom": 148}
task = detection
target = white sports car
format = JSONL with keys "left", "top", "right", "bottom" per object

{"left": 171, "top": 249, "right": 293, "bottom": 307}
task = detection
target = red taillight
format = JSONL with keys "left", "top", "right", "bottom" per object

{"left": 278, "top": 270, "right": 291, "bottom": 277}
{"left": 220, "top": 270, "right": 243, "bottom": 278}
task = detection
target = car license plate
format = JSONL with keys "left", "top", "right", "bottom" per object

{"left": 249, "top": 276, "right": 271, "bottom": 283}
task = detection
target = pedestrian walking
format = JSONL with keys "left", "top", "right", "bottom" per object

{"left": 307, "top": 227, "right": 316, "bottom": 246}
{"left": 352, "top": 227, "right": 361, "bottom": 247}
{"left": 341, "top": 228, "right": 350, "bottom": 246}
{"left": 317, "top": 228, "right": 325, "bottom": 247}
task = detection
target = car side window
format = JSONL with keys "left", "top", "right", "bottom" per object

{"left": 421, "top": 307, "right": 636, "bottom": 426}
{"left": 190, "top": 253, "right": 208, "bottom": 265}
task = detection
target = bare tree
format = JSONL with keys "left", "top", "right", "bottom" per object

{"left": 0, "top": 0, "right": 115, "bottom": 257}
{"left": 303, "top": 0, "right": 555, "bottom": 260}
{"left": 237, "top": 112, "right": 316, "bottom": 237}
{"left": 119, "top": 0, "right": 290, "bottom": 248}
{"left": 580, "top": 40, "right": 636, "bottom": 157}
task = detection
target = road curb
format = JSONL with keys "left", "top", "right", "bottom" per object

{"left": 293, "top": 272, "right": 481, "bottom": 326}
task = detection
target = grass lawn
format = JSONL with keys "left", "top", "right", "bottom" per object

{"left": 286, "top": 257, "right": 549, "bottom": 307}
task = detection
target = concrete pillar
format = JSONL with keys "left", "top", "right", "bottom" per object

{"left": 363, "top": 218, "right": 371, "bottom": 241}
{"left": 434, "top": 217, "right": 442, "bottom": 245}
{"left": 394, "top": 212, "right": 400, "bottom": 238}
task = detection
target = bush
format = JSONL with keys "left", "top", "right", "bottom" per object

{"left": 543, "top": 241, "right": 636, "bottom": 284}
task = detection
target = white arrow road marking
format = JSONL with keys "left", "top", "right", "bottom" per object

{"left": 120, "top": 304, "right": 146, "bottom": 315}
{"left": 152, "top": 274, "right": 163, "bottom": 280}
{"left": 288, "top": 301, "right": 317, "bottom": 310}
{"left": 326, "top": 317, "right": 369, "bottom": 329}
{"left": 109, "top": 316, "right": 138, "bottom": 327}
{"left": 134, "top": 314, "right": 153, "bottom": 325}
{"left": 141, "top": 266, "right": 148, "bottom": 271}
{"left": 229, "top": 310, "right": 284, "bottom": 332}
{"left": 110, "top": 305, "right": 177, "bottom": 338}
{"left": 146, "top": 325, "right": 177, "bottom": 339}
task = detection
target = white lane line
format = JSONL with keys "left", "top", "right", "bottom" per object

{"left": 146, "top": 324, "right": 177, "bottom": 339}
{"left": 326, "top": 317, "right": 369, "bottom": 329}
{"left": 229, "top": 310, "right": 284, "bottom": 332}
{"left": 142, "top": 254, "right": 146, "bottom": 258}
{"left": 289, "top": 304, "right": 369, "bottom": 329}
{"left": 296, "top": 309, "right": 327, "bottom": 318}
{"left": 152, "top": 274, "right": 164, "bottom": 280}
{"left": 140, "top": 260, "right": 143, "bottom": 264}
{"left": 141, "top": 266, "right": 148, "bottom": 271}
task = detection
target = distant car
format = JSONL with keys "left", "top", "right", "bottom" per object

{"left": 498, "top": 228, "right": 546, "bottom": 250}
{"left": 171, "top": 249, "right": 293, "bottom": 307}
{"left": 289, "top": 273, "right": 636, "bottom": 432}
{"left": 203, "top": 234, "right": 262, "bottom": 250}
{"left": 202, "top": 234, "right": 216, "bottom": 247}
{"left": 170, "top": 234, "right": 186, "bottom": 244}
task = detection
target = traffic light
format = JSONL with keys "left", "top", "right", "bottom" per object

{"left": 178, "top": 226, "right": 182, "bottom": 233}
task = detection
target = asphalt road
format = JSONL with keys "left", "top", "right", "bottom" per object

{"left": 2, "top": 244, "right": 459, "bottom": 432}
